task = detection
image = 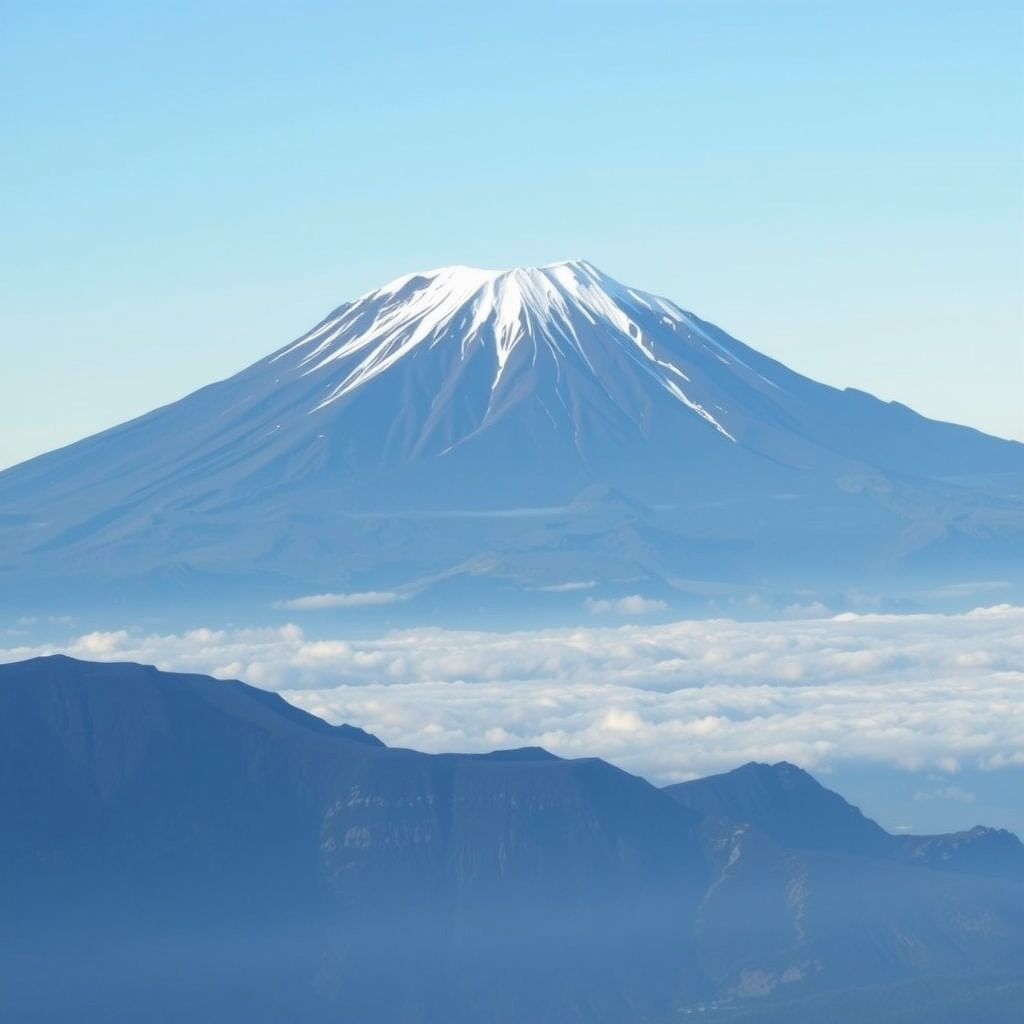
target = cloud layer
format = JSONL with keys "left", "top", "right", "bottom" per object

{"left": 274, "top": 590, "right": 408, "bottom": 610}
{"left": 585, "top": 594, "right": 667, "bottom": 615}
{"left": 3, "top": 606, "right": 1022, "bottom": 791}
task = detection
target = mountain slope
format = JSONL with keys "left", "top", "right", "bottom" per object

{"left": 666, "top": 761, "right": 1024, "bottom": 881}
{"left": 665, "top": 760, "right": 896, "bottom": 858}
{"left": 1, "top": 261, "right": 1022, "bottom": 614}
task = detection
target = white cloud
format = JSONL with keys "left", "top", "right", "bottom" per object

{"left": 2, "top": 606, "right": 1023, "bottom": 789}
{"left": 537, "top": 581, "right": 597, "bottom": 592}
{"left": 585, "top": 594, "right": 667, "bottom": 615}
{"left": 273, "top": 590, "right": 408, "bottom": 610}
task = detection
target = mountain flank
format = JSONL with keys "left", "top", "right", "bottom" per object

{"left": 1, "top": 262, "right": 1022, "bottom": 618}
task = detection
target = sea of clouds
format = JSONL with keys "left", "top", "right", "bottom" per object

{"left": 4, "top": 605, "right": 1021, "bottom": 790}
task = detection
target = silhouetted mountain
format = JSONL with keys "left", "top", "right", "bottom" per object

{"left": 662, "top": 762, "right": 1024, "bottom": 1013}
{"left": 0, "top": 656, "right": 706, "bottom": 1023}
{"left": 893, "top": 825, "right": 1024, "bottom": 881}
{"left": 2, "top": 261, "right": 1022, "bottom": 618}
{"left": 689, "top": 815, "right": 1023, "bottom": 1006}
{"left": 665, "top": 760, "right": 895, "bottom": 857}
{"left": 2, "top": 657, "right": 1022, "bottom": 1023}
{"left": 665, "top": 761, "right": 1024, "bottom": 881}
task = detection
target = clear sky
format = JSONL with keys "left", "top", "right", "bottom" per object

{"left": 2, "top": 0, "right": 1022, "bottom": 470}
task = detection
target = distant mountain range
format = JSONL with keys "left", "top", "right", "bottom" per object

{"left": 1, "top": 261, "right": 1022, "bottom": 620}
{"left": 3, "top": 656, "right": 1021, "bottom": 1023}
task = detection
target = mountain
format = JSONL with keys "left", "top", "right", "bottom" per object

{"left": 665, "top": 760, "right": 895, "bottom": 858}
{"left": 667, "top": 761, "right": 1024, "bottom": 881}
{"left": 666, "top": 762, "right": 1024, "bottom": 1019}
{"left": 0, "top": 655, "right": 708, "bottom": 1024}
{"left": 2, "top": 656, "right": 1022, "bottom": 1023}
{"left": 892, "top": 825, "right": 1024, "bottom": 881}
{"left": 1, "top": 260, "right": 1022, "bottom": 619}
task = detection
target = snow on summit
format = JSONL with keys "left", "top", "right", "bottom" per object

{"left": 271, "top": 259, "right": 737, "bottom": 438}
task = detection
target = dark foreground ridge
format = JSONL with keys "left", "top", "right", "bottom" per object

{"left": 2, "top": 656, "right": 1022, "bottom": 1023}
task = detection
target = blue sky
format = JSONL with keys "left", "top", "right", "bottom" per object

{"left": 2, "top": 0, "right": 1022, "bottom": 469}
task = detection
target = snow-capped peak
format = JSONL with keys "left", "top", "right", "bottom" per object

{"left": 5, "top": 255, "right": 1022, "bottom": 613}
{"left": 267, "top": 259, "right": 741, "bottom": 440}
